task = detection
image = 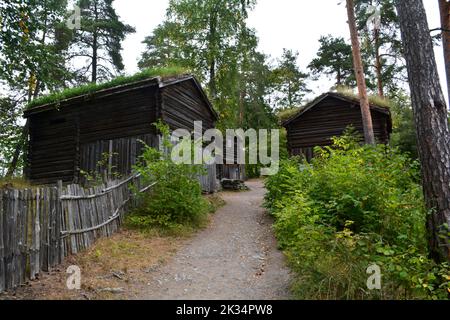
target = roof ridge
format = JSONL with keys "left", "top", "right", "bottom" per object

{"left": 282, "top": 92, "right": 391, "bottom": 127}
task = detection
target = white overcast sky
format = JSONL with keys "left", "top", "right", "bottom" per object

{"left": 113, "top": 0, "right": 447, "bottom": 101}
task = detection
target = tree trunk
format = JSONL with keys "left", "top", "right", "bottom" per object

{"left": 396, "top": 0, "right": 450, "bottom": 262}
{"left": 92, "top": 33, "right": 98, "bottom": 83}
{"left": 374, "top": 28, "right": 384, "bottom": 98}
{"left": 439, "top": 0, "right": 450, "bottom": 101}
{"left": 337, "top": 68, "right": 342, "bottom": 86}
{"left": 209, "top": 58, "right": 216, "bottom": 99}
{"left": 239, "top": 86, "right": 245, "bottom": 127}
{"left": 208, "top": 9, "right": 218, "bottom": 99}
{"left": 91, "top": 1, "right": 99, "bottom": 83}
{"left": 346, "top": 0, "right": 375, "bottom": 144}
{"left": 6, "top": 121, "right": 29, "bottom": 177}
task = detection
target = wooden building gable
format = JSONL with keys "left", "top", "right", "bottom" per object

{"left": 24, "top": 75, "right": 218, "bottom": 185}
{"left": 283, "top": 92, "right": 392, "bottom": 160}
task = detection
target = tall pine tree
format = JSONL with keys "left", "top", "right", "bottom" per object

{"left": 308, "top": 35, "right": 354, "bottom": 87}
{"left": 70, "top": 0, "right": 135, "bottom": 83}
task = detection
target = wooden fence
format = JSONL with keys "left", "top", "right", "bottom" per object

{"left": 0, "top": 174, "right": 152, "bottom": 293}
{"left": 79, "top": 135, "right": 217, "bottom": 194}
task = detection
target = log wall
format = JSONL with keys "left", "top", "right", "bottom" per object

{"left": 160, "top": 81, "right": 216, "bottom": 132}
{"left": 286, "top": 97, "right": 391, "bottom": 154}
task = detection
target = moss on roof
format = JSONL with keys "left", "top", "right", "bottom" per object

{"left": 281, "top": 89, "right": 392, "bottom": 125}
{"left": 277, "top": 107, "right": 302, "bottom": 123}
{"left": 27, "top": 66, "right": 189, "bottom": 109}
{"left": 335, "top": 87, "right": 392, "bottom": 109}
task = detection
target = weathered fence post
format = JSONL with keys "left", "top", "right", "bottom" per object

{"left": 30, "top": 188, "right": 40, "bottom": 280}
{"left": 56, "top": 181, "right": 63, "bottom": 264}
{"left": 0, "top": 190, "right": 5, "bottom": 292}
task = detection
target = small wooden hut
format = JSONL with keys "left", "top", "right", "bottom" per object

{"left": 283, "top": 92, "right": 392, "bottom": 161}
{"left": 24, "top": 74, "right": 219, "bottom": 192}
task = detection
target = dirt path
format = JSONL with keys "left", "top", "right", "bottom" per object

{"left": 136, "top": 179, "right": 292, "bottom": 300}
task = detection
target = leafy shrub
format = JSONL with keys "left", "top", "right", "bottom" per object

{"left": 389, "top": 92, "right": 418, "bottom": 159}
{"left": 266, "top": 131, "right": 450, "bottom": 300}
{"left": 127, "top": 121, "right": 209, "bottom": 230}
{"left": 264, "top": 157, "right": 308, "bottom": 211}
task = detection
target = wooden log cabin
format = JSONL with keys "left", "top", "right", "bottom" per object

{"left": 23, "top": 74, "right": 219, "bottom": 192}
{"left": 283, "top": 92, "right": 392, "bottom": 161}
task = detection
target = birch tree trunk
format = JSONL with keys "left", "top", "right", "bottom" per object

{"left": 396, "top": 0, "right": 450, "bottom": 262}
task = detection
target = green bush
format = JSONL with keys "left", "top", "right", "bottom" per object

{"left": 127, "top": 121, "right": 209, "bottom": 230}
{"left": 266, "top": 131, "right": 450, "bottom": 300}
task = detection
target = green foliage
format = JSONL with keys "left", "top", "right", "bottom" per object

{"left": 128, "top": 121, "right": 209, "bottom": 230}
{"left": 27, "top": 66, "right": 188, "bottom": 109}
{"left": 79, "top": 151, "right": 122, "bottom": 186}
{"left": 389, "top": 92, "right": 418, "bottom": 159}
{"left": 138, "top": 0, "right": 277, "bottom": 130}
{"left": 265, "top": 132, "right": 450, "bottom": 300}
{"left": 355, "top": 0, "right": 407, "bottom": 94}
{"left": 308, "top": 35, "right": 355, "bottom": 87}
{"left": 271, "top": 49, "right": 310, "bottom": 109}
{"left": 0, "top": 0, "right": 73, "bottom": 95}
{"left": 0, "top": 98, "right": 22, "bottom": 176}
{"left": 70, "top": 0, "right": 135, "bottom": 83}
{"left": 138, "top": 21, "right": 188, "bottom": 70}
{"left": 310, "top": 0, "right": 406, "bottom": 97}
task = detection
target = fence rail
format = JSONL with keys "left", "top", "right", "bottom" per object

{"left": 0, "top": 174, "right": 151, "bottom": 293}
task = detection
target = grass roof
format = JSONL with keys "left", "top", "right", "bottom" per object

{"left": 277, "top": 107, "right": 302, "bottom": 123}
{"left": 334, "top": 87, "right": 392, "bottom": 108}
{"left": 280, "top": 88, "right": 392, "bottom": 125}
{"left": 27, "top": 66, "right": 189, "bottom": 109}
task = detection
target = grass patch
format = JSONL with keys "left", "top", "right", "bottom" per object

{"left": 0, "top": 177, "right": 34, "bottom": 189}
{"left": 27, "top": 66, "right": 189, "bottom": 109}
{"left": 1, "top": 229, "right": 181, "bottom": 300}
{"left": 124, "top": 194, "right": 225, "bottom": 237}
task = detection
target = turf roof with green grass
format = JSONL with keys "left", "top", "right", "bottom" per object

{"left": 281, "top": 89, "right": 392, "bottom": 126}
{"left": 27, "top": 67, "right": 189, "bottom": 110}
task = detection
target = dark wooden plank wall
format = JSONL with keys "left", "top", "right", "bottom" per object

{"left": 79, "top": 133, "right": 159, "bottom": 183}
{"left": 28, "top": 110, "right": 78, "bottom": 184}
{"left": 78, "top": 86, "right": 158, "bottom": 144}
{"left": 27, "top": 85, "right": 159, "bottom": 184}
{"left": 27, "top": 80, "right": 218, "bottom": 185}
{"left": 161, "top": 80, "right": 216, "bottom": 132}
{"left": 286, "top": 97, "right": 391, "bottom": 152}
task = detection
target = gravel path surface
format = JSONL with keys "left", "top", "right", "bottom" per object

{"left": 137, "top": 180, "right": 292, "bottom": 300}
